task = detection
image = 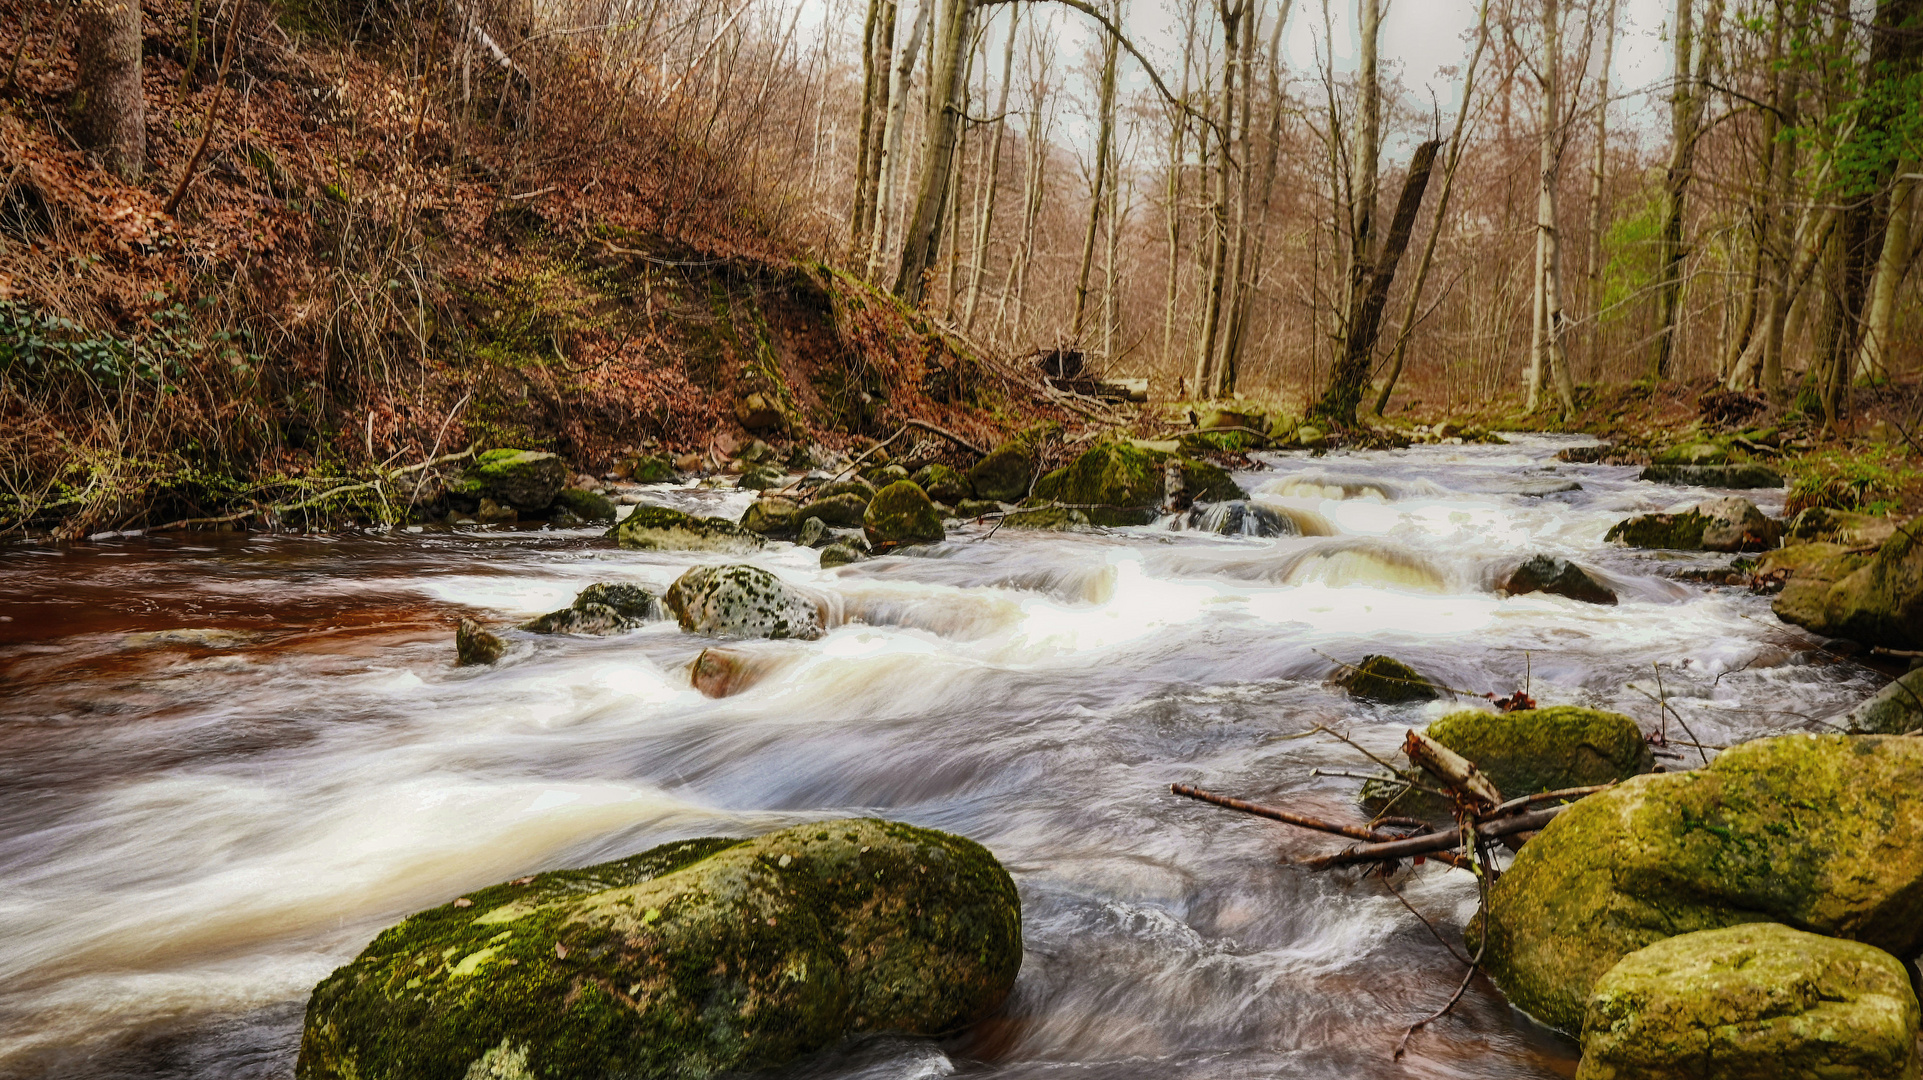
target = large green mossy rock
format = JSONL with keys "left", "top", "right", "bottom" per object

{"left": 740, "top": 496, "right": 801, "bottom": 537}
{"left": 1772, "top": 520, "right": 1923, "bottom": 650}
{"left": 611, "top": 507, "right": 766, "bottom": 554}
{"left": 295, "top": 820, "right": 1023, "bottom": 1080}
{"left": 665, "top": 564, "right": 824, "bottom": 640}
{"left": 1365, "top": 707, "right": 1651, "bottom": 819}
{"left": 462, "top": 450, "right": 568, "bottom": 511}
{"left": 1330, "top": 654, "right": 1438, "bottom": 704}
{"left": 1639, "top": 463, "right": 1784, "bottom": 489}
{"left": 796, "top": 493, "right": 870, "bottom": 529}
{"left": 1029, "top": 443, "right": 1244, "bottom": 526}
{"left": 1577, "top": 923, "right": 1920, "bottom": 1080}
{"left": 966, "top": 443, "right": 1034, "bottom": 503}
{"left": 864, "top": 482, "right": 944, "bottom": 549}
{"left": 1475, "top": 734, "right": 1923, "bottom": 1033}
{"left": 911, "top": 464, "right": 973, "bottom": 505}
{"left": 1607, "top": 498, "right": 1778, "bottom": 553}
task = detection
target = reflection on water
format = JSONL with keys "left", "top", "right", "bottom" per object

{"left": 0, "top": 436, "right": 1877, "bottom": 1079}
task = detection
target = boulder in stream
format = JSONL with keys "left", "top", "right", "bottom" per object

{"left": 295, "top": 820, "right": 1022, "bottom": 1080}
{"left": 460, "top": 449, "right": 568, "bottom": 511}
{"left": 611, "top": 506, "right": 766, "bottom": 554}
{"left": 1772, "top": 522, "right": 1923, "bottom": 650}
{"left": 1842, "top": 669, "right": 1923, "bottom": 735}
{"left": 666, "top": 564, "right": 824, "bottom": 640}
{"left": 1785, "top": 507, "right": 1897, "bottom": 547}
{"left": 813, "top": 477, "right": 878, "bottom": 502}
{"left": 966, "top": 442, "right": 1034, "bottom": 503}
{"left": 1639, "top": 463, "right": 1784, "bottom": 489}
{"left": 1329, "top": 654, "right": 1439, "bottom": 704}
{"left": 1577, "top": 923, "right": 1919, "bottom": 1080}
{"left": 1606, "top": 497, "right": 1778, "bottom": 553}
{"left": 741, "top": 495, "right": 802, "bottom": 537}
{"left": 1030, "top": 443, "right": 1243, "bottom": 527}
{"left": 864, "top": 481, "right": 945, "bottom": 549}
{"left": 522, "top": 583, "right": 666, "bottom": 635}
{"left": 797, "top": 492, "right": 870, "bottom": 529}
{"left": 690, "top": 646, "right": 801, "bottom": 698}
{"left": 455, "top": 618, "right": 505, "bottom": 666}
{"left": 551, "top": 487, "right": 617, "bottom": 524}
{"left": 1499, "top": 555, "right": 1617, "bottom": 605}
{"left": 1369, "top": 707, "right": 1651, "bottom": 818}
{"left": 819, "top": 541, "right": 869, "bottom": 567}
{"left": 1474, "top": 733, "right": 1923, "bottom": 1033}
{"left": 911, "top": 464, "right": 973, "bottom": 505}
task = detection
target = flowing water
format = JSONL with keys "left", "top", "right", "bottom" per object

{"left": 0, "top": 435, "right": 1884, "bottom": 1080}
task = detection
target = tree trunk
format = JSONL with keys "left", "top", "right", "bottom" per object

{"left": 1315, "top": 140, "right": 1441, "bottom": 425}
{"left": 1072, "top": 22, "right": 1121, "bottom": 340}
{"left": 1649, "top": 0, "right": 1723, "bottom": 379}
{"left": 894, "top": 0, "right": 976, "bottom": 304}
{"left": 1584, "top": 0, "right": 1618, "bottom": 380}
{"left": 1531, "top": 0, "right": 1577, "bottom": 415}
{"left": 1224, "top": 0, "right": 1292, "bottom": 392}
{"left": 1192, "top": 0, "right": 1243, "bottom": 398}
{"left": 962, "top": 6, "right": 1019, "bottom": 330}
{"left": 75, "top": 0, "right": 146, "bottom": 179}
{"left": 1161, "top": 17, "right": 1197, "bottom": 379}
{"left": 850, "top": 0, "right": 898, "bottom": 260}
{"left": 1855, "top": 168, "right": 1917, "bottom": 382}
{"left": 1215, "top": 2, "right": 1258, "bottom": 395}
{"left": 870, "top": 0, "right": 933, "bottom": 277}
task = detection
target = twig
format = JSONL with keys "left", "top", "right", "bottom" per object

{"left": 1487, "top": 784, "right": 1612, "bottom": 817}
{"left": 902, "top": 417, "right": 987, "bottom": 456}
{"left": 1302, "top": 806, "right": 1565, "bottom": 869}
{"left": 1310, "top": 724, "right": 1410, "bottom": 778}
{"left": 1626, "top": 677, "right": 1711, "bottom": 766}
{"left": 1393, "top": 889, "right": 1488, "bottom": 1059}
{"left": 1310, "top": 767, "right": 1446, "bottom": 796}
{"left": 163, "top": 0, "right": 246, "bottom": 216}
{"left": 770, "top": 426, "right": 910, "bottom": 499}
{"left": 1378, "top": 868, "right": 1471, "bottom": 966}
{"left": 1169, "top": 783, "right": 1423, "bottom": 843}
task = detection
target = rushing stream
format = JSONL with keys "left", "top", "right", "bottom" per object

{"left": 0, "top": 435, "right": 1884, "bottom": 1080}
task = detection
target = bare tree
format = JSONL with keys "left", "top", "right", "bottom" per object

{"left": 75, "top": 0, "right": 146, "bottom": 179}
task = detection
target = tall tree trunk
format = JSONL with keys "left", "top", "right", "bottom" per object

{"left": 1531, "top": 0, "right": 1578, "bottom": 414}
{"left": 962, "top": 6, "right": 1019, "bottom": 330}
{"left": 75, "top": 0, "right": 146, "bottom": 179}
{"left": 1584, "top": 0, "right": 1617, "bottom": 379}
{"left": 1374, "top": 0, "right": 1488, "bottom": 415}
{"left": 1224, "top": 0, "right": 1292, "bottom": 391}
{"left": 1342, "top": 0, "right": 1382, "bottom": 343}
{"left": 1161, "top": 17, "right": 1197, "bottom": 379}
{"left": 1316, "top": 140, "right": 1441, "bottom": 424}
{"left": 1215, "top": 1, "right": 1258, "bottom": 395}
{"left": 1102, "top": 135, "right": 1125, "bottom": 361}
{"left": 870, "top": 0, "right": 933, "bottom": 276}
{"left": 850, "top": 0, "right": 898, "bottom": 260}
{"left": 1649, "top": 0, "right": 1723, "bottom": 379}
{"left": 1072, "top": 21, "right": 1121, "bottom": 340}
{"left": 1855, "top": 168, "right": 1917, "bottom": 382}
{"left": 1192, "top": 0, "right": 1243, "bottom": 398}
{"left": 894, "top": 0, "right": 975, "bottom": 304}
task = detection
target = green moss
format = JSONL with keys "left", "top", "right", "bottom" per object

{"left": 1331, "top": 654, "right": 1438, "bottom": 705}
{"left": 1606, "top": 511, "right": 1710, "bottom": 550}
{"left": 796, "top": 493, "right": 868, "bottom": 528}
{"left": 909, "top": 465, "right": 972, "bottom": 504}
{"left": 552, "top": 488, "right": 616, "bottom": 524}
{"left": 1476, "top": 734, "right": 1923, "bottom": 1033}
{"left": 1371, "top": 706, "right": 1653, "bottom": 818}
{"left": 1022, "top": 443, "right": 1246, "bottom": 527}
{"left": 863, "top": 481, "right": 944, "bottom": 549}
{"left": 296, "top": 821, "right": 1022, "bottom": 1080}
{"left": 740, "top": 497, "right": 802, "bottom": 537}
{"left": 610, "top": 507, "right": 765, "bottom": 554}
{"left": 966, "top": 444, "right": 1034, "bottom": 503}
{"left": 461, "top": 450, "right": 568, "bottom": 512}
{"left": 1638, "top": 463, "right": 1784, "bottom": 489}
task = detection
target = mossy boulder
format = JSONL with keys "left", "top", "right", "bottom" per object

{"left": 1330, "top": 654, "right": 1438, "bottom": 704}
{"left": 1651, "top": 442, "right": 1729, "bottom": 467}
{"left": 797, "top": 493, "right": 870, "bottom": 529}
{"left": 863, "top": 464, "right": 911, "bottom": 487}
{"left": 611, "top": 507, "right": 766, "bottom": 554}
{"left": 296, "top": 820, "right": 1020, "bottom": 1080}
{"left": 966, "top": 443, "right": 1035, "bottom": 503}
{"left": 1500, "top": 555, "right": 1617, "bottom": 605}
{"left": 1639, "top": 463, "right": 1784, "bottom": 489}
{"left": 1474, "top": 734, "right": 1923, "bottom": 1033}
{"left": 999, "top": 506, "right": 1090, "bottom": 531}
{"left": 1771, "top": 520, "right": 1923, "bottom": 649}
{"left": 455, "top": 618, "right": 505, "bottom": 666}
{"left": 1577, "top": 923, "right": 1920, "bottom": 1080}
{"left": 737, "top": 465, "right": 785, "bottom": 492}
{"left": 522, "top": 583, "right": 665, "bottom": 634}
{"left": 1785, "top": 507, "right": 1898, "bottom": 547}
{"left": 1842, "top": 669, "right": 1923, "bottom": 735}
{"left": 864, "top": 482, "right": 945, "bottom": 549}
{"left": 820, "top": 542, "right": 868, "bottom": 567}
{"left": 462, "top": 449, "right": 568, "bottom": 511}
{"left": 814, "top": 477, "right": 877, "bottom": 502}
{"left": 1029, "top": 443, "right": 1244, "bottom": 526}
{"left": 552, "top": 488, "right": 617, "bottom": 524}
{"left": 1372, "top": 707, "right": 1652, "bottom": 818}
{"left": 665, "top": 565, "right": 824, "bottom": 640}
{"left": 953, "top": 498, "right": 1004, "bottom": 519}
{"left": 910, "top": 464, "right": 973, "bottom": 505}
{"left": 1607, "top": 498, "right": 1777, "bottom": 553}
{"left": 620, "top": 454, "right": 678, "bottom": 483}
{"left": 740, "top": 496, "right": 802, "bottom": 537}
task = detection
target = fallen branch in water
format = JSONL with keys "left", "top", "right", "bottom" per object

{"left": 1170, "top": 783, "right": 1433, "bottom": 844}
{"left": 1301, "top": 805, "right": 1565, "bottom": 869}
{"left": 901, "top": 418, "right": 987, "bottom": 456}
{"left": 1404, "top": 729, "right": 1504, "bottom": 812}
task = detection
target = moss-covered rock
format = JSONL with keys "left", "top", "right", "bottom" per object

{"left": 953, "top": 499, "right": 1004, "bottom": 519}
{"left": 1028, "top": 443, "right": 1244, "bottom": 526}
{"left": 1651, "top": 442, "right": 1729, "bottom": 467}
{"left": 864, "top": 482, "right": 944, "bottom": 549}
{"left": 911, "top": 464, "right": 973, "bottom": 505}
{"left": 1577, "top": 923, "right": 1919, "bottom": 1080}
{"left": 455, "top": 618, "right": 505, "bottom": 666}
{"left": 736, "top": 465, "right": 785, "bottom": 492}
{"left": 1475, "top": 734, "right": 1923, "bottom": 1033}
{"left": 1640, "top": 463, "right": 1784, "bottom": 489}
{"left": 1374, "top": 707, "right": 1652, "bottom": 817}
{"left": 295, "top": 820, "right": 1022, "bottom": 1080}
{"left": 998, "top": 506, "right": 1090, "bottom": 531}
{"left": 966, "top": 443, "right": 1035, "bottom": 503}
{"left": 740, "top": 496, "right": 802, "bottom": 537}
{"left": 552, "top": 488, "right": 617, "bottom": 524}
{"left": 666, "top": 565, "right": 824, "bottom": 640}
{"left": 1500, "top": 555, "right": 1617, "bottom": 604}
{"left": 575, "top": 583, "right": 666, "bottom": 622}
{"left": 1842, "top": 670, "right": 1923, "bottom": 735}
{"left": 1785, "top": 507, "right": 1898, "bottom": 547}
{"left": 611, "top": 507, "right": 766, "bottom": 554}
{"left": 620, "top": 454, "right": 678, "bottom": 483}
{"left": 863, "top": 464, "right": 911, "bottom": 487}
{"left": 813, "top": 477, "right": 878, "bottom": 502}
{"left": 797, "top": 493, "right": 869, "bottom": 529}
{"left": 1606, "top": 499, "right": 1777, "bottom": 552}
{"left": 462, "top": 450, "right": 568, "bottom": 511}
{"left": 1329, "top": 654, "right": 1438, "bottom": 704}
{"left": 819, "top": 541, "right": 868, "bottom": 567}
{"left": 1772, "top": 520, "right": 1923, "bottom": 649}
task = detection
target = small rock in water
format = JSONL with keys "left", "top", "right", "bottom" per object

{"left": 798, "top": 492, "right": 870, "bottom": 529}
{"left": 966, "top": 442, "right": 1035, "bottom": 503}
{"left": 864, "top": 481, "right": 945, "bottom": 549}
{"left": 455, "top": 618, "right": 505, "bottom": 666}
{"left": 1500, "top": 555, "right": 1617, "bottom": 605}
{"left": 819, "top": 541, "right": 868, "bottom": 567}
{"left": 474, "top": 498, "right": 517, "bottom": 525}
{"left": 1639, "top": 462, "right": 1784, "bottom": 489}
{"left": 574, "top": 583, "right": 665, "bottom": 622}
{"left": 459, "top": 449, "right": 568, "bottom": 511}
{"left": 666, "top": 564, "right": 824, "bottom": 640}
{"left": 122, "top": 628, "right": 255, "bottom": 649}
{"left": 1365, "top": 706, "right": 1651, "bottom": 819}
{"left": 551, "top": 487, "right": 617, "bottom": 524}
{"left": 1329, "top": 654, "right": 1439, "bottom": 704}
{"left": 521, "top": 603, "right": 630, "bottom": 636}
{"left": 741, "top": 495, "right": 802, "bottom": 537}
{"left": 1188, "top": 499, "right": 1296, "bottom": 537}
{"left": 1606, "top": 497, "right": 1779, "bottom": 553}
{"left": 1578, "top": 924, "right": 1919, "bottom": 1080}
{"left": 796, "top": 516, "right": 831, "bottom": 548}
{"left": 690, "top": 647, "right": 794, "bottom": 698}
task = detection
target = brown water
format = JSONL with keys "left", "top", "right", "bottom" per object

{"left": 0, "top": 436, "right": 1878, "bottom": 1080}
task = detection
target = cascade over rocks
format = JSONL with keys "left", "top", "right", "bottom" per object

{"left": 1772, "top": 521, "right": 1923, "bottom": 649}
{"left": 966, "top": 443, "right": 1034, "bottom": 503}
{"left": 611, "top": 506, "right": 766, "bottom": 553}
{"left": 1189, "top": 500, "right": 1295, "bottom": 537}
{"left": 666, "top": 565, "right": 825, "bottom": 640}
{"left": 1577, "top": 923, "right": 1920, "bottom": 1080}
{"left": 295, "top": 821, "right": 1021, "bottom": 1080}
{"left": 1500, "top": 555, "right": 1617, "bottom": 604}
{"left": 1329, "top": 654, "right": 1439, "bottom": 704}
{"left": 1030, "top": 443, "right": 1243, "bottom": 527}
{"left": 864, "top": 482, "right": 944, "bottom": 549}
{"left": 1473, "top": 733, "right": 1923, "bottom": 1033}
{"left": 461, "top": 450, "right": 568, "bottom": 511}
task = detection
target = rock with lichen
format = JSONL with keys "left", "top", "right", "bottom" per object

{"left": 665, "top": 565, "right": 824, "bottom": 640}
{"left": 863, "top": 482, "right": 945, "bottom": 549}
{"left": 1329, "top": 654, "right": 1438, "bottom": 704}
{"left": 911, "top": 464, "right": 973, "bottom": 505}
{"left": 294, "top": 820, "right": 1023, "bottom": 1080}
{"left": 460, "top": 449, "right": 568, "bottom": 511}
{"left": 610, "top": 506, "right": 765, "bottom": 554}
{"left": 1500, "top": 555, "right": 1616, "bottom": 604}
{"left": 965, "top": 443, "right": 1034, "bottom": 503}
{"left": 455, "top": 618, "right": 505, "bottom": 666}
{"left": 1028, "top": 443, "right": 1243, "bottom": 527}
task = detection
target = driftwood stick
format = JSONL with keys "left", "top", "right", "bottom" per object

{"left": 901, "top": 418, "right": 987, "bottom": 456}
{"left": 1170, "top": 784, "right": 1427, "bottom": 844}
{"left": 1488, "top": 783, "right": 1612, "bottom": 817}
{"left": 1404, "top": 729, "right": 1503, "bottom": 811}
{"left": 1303, "top": 805, "right": 1565, "bottom": 869}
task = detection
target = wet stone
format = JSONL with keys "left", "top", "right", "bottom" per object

{"left": 1500, "top": 555, "right": 1617, "bottom": 605}
{"left": 455, "top": 618, "right": 505, "bottom": 666}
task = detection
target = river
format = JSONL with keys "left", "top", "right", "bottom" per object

{"left": 0, "top": 435, "right": 1879, "bottom": 1079}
